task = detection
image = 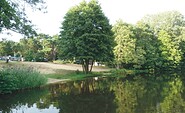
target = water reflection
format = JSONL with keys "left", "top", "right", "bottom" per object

{"left": 159, "top": 77, "right": 185, "bottom": 113}
{"left": 111, "top": 77, "right": 146, "bottom": 113}
{"left": 48, "top": 78, "right": 116, "bottom": 113}
{"left": 1, "top": 75, "right": 185, "bottom": 113}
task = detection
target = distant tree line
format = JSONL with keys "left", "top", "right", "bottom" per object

{"left": 0, "top": 34, "right": 59, "bottom": 62}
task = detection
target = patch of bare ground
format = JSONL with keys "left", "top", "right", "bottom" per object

{"left": 19, "top": 62, "right": 110, "bottom": 84}
{"left": 20, "top": 62, "right": 110, "bottom": 74}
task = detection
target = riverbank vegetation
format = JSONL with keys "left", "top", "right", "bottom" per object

{"left": 44, "top": 67, "right": 148, "bottom": 81}
{"left": 0, "top": 65, "right": 47, "bottom": 94}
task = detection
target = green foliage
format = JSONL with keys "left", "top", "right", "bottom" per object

{"left": 0, "top": 66, "right": 47, "bottom": 94}
{"left": 38, "top": 34, "right": 59, "bottom": 61}
{"left": 110, "top": 69, "right": 128, "bottom": 77}
{"left": 19, "top": 34, "right": 59, "bottom": 62}
{"left": 135, "top": 22, "right": 159, "bottom": 69}
{"left": 158, "top": 30, "right": 182, "bottom": 68}
{"left": 112, "top": 20, "right": 153, "bottom": 69}
{"left": 0, "top": 39, "right": 15, "bottom": 56}
{"left": 19, "top": 37, "right": 42, "bottom": 61}
{"left": 59, "top": 0, "right": 114, "bottom": 73}
{"left": 112, "top": 20, "right": 136, "bottom": 67}
{"left": 113, "top": 11, "right": 185, "bottom": 71}
{"left": 0, "top": 0, "right": 46, "bottom": 36}
{"left": 139, "top": 11, "right": 185, "bottom": 70}
{"left": 160, "top": 77, "right": 185, "bottom": 113}
{"left": 112, "top": 78, "right": 146, "bottom": 113}
{"left": 140, "top": 11, "right": 185, "bottom": 34}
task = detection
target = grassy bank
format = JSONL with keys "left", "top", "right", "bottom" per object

{"left": 45, "top": 71, "right": 103, "bottom": 81}
{"left": 0, "top": 66, "right": 47, "bottom": 94}
{"left": 0, "top": 61, "right": 148, "bottom": 93}
{"left": 45, "top": 68, "right": 147, "bottom": 81}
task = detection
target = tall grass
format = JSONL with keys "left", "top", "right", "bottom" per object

{"left": 0, "top": 66, "right": 47, "bottom": 94}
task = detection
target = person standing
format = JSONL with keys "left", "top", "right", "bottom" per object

{"left": 6, "top": 55, "right": 11, "bottom": 63}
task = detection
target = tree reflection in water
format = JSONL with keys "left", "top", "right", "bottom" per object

{"left": 49, "top": 78, "right": 116, "bottom": 113}
{"left": 1, "top": 75, "right": 185, "bottom": 113}
{"left": 159, "top": 77, "right": 185, "bottom": 113}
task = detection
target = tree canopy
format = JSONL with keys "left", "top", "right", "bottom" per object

{"left": 113, "top": 11, "right": 185, "bottom": 70}
{"left": 112, "top": 20, "right": 136, "bottom": 68}
{"left": 59, "top": 0, "right": 114, "bottom": 73}
{"left": 18, "top": 34, "right": 58, "bottom": 61}
{"left": 2, "top": 1, "right": 185, "bottom": 73}
{"left": 0, "top": 0, "right": 46, "bottom": 37}
{"left": 139, "top": 11, "right": 185, "bottom": 69}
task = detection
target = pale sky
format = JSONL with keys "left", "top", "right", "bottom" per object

{"left": 1, "top": 0, "right": 185, "bottom": 41}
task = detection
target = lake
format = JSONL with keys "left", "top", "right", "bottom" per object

{"left": 0, "top": 74, "right": 185, "bottom": 113}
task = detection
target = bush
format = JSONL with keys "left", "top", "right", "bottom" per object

{"left": 0, "top": 66, "right": 47, "bottom": 94}
{"left": 110, "top": 69, "right": 127, "bottom": 75}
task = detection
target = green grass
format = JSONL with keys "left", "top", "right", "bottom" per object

{"left": 0, "top": 66, "right": 47, "bottom": 94}
{"left": 45, "top": 68, "right": 138, "bottom": 81}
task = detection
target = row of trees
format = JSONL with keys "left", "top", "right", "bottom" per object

{"left": 113, "top": 11, "right": 185, "bottom": 71}
{"left": 59, "top": 0, "right": 185, "bottom": 72}
{"left": 0, "top": 34, "right": 58, "bottom": 62}
{"left": 1, "top": 0, "right": 185, "bottom": 73}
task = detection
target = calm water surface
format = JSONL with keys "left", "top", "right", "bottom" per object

{"left": 1, "top": 75, "right": 185, "bottom": 113}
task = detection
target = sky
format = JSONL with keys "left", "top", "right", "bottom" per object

{"left": 1, "top": 0, "right": 185, "bottom": 42}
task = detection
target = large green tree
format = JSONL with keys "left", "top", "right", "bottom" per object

{"left": 0, "top": 0, "right": 46, "bottom": 36}
{"left": 140, "top": 11, "right": 185, "bottom": 70}
{"left": 59, "top": 0, "right": 114, "bottom": 73}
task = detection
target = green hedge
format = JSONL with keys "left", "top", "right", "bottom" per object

{"left": 0, "top": 66, "right": 47, "bottom": 94}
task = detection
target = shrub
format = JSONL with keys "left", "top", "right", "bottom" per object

{"left": 0, "top": 66, "right": 47, "bottom": 94}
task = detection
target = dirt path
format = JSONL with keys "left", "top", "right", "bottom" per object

{"left": 21, "top": 62, "right": 110, "bottom": 74}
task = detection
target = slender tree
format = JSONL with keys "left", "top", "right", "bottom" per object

{"left": 112, "top": 20, "right": 136, "bottom": 68}
{"left": 59, "top": 0, "right": 114, "bottom": 73}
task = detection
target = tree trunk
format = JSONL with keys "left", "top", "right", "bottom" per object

{"left": 81, "top": 59, "right": 89, "bottom": 74}
{"left": 89, "top": 60, "right": 94, "bottom": 72}
{"left": 81, "top": 59, "right": 95, "bottom": 74}
{"left": 50, "top": 44, "right": 56, "bottom": 62}
{"left": 84, "top": 59, "right": 89, "bottom": 74}
{"left": 52, "top": 48, "right": 57, "bottom": 61}
{"left": 82, "top": 60, "right": 85, "bottom": 72}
